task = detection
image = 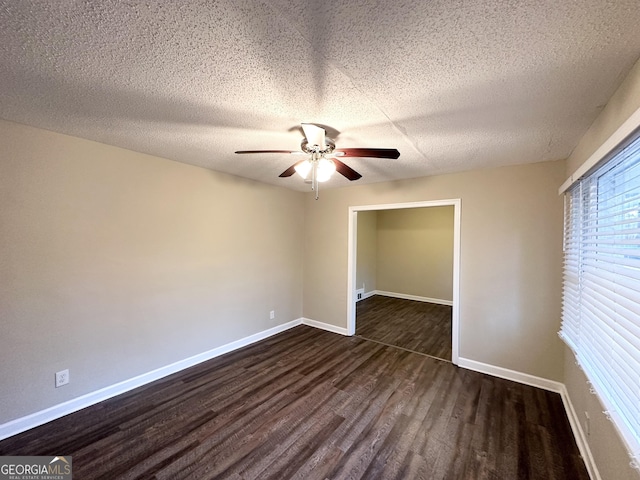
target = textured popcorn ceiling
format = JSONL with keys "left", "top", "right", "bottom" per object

{"left": 1, "top": 1, "right": 639, "bottom": 191}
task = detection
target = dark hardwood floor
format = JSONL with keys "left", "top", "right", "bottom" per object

{"left": 0, "top": 326, "right": 588, "bottom": 479}
{"left": 356, "top": 295, "right": 452, "bottom": 361}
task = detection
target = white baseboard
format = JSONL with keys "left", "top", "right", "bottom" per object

{"left": 301, "top": 317, "right": 349, "bottom": 336}
{"left": 0, "top": 318, "right": 302, "bottom": 441}
{"left": 363, "top": 290, "right": 376, "bottom": 300}
{"left": 374, "top": 290, "right": 453, "bottom": 306}
{"left": 457, "top": 357, "right": 564, "bottom": 393}
{"left": 558, "top": 384, "right": 601, "bottom": 480}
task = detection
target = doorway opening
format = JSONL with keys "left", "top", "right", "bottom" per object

{"left": 347, "top": 199, "right": 461, "bottom": 365}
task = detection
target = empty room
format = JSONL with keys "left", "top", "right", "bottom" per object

{"left": 1, "top": 2, "right": 639, "bottom": 479}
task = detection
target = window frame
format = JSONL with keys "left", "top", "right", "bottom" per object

{"left": 560, "top": 130, "right": 640, "bottom": 471}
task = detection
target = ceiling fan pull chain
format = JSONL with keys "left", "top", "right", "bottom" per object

{"left": 312, "top": 159, "right": 319, "bottom": 200}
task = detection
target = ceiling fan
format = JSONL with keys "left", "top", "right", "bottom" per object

{"left": 235, "top": 123, "right": 400, "bottom": 199}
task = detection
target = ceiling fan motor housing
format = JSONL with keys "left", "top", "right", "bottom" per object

{"left": 301, "top": 137, "right": 335, "bottom": 154}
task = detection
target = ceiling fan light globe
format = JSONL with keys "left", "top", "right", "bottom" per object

{"left": 294, "top": 160, "right": 312, "bottom": 179}
{"left": 317, "top": 158, "right": 336, "bottom": 182}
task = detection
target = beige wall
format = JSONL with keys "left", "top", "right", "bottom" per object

{"left": 376, "top": 206, "right": 454, "bottom": 301}
{"left": 561, "top": 57, "right": 640, "bottom": 480}
{"left": 303, "top": 160, "right": 566, "bottom": 381}
{"left": 565, "top": 358, "right": 638, "bottom": 480}
{"left": 0, "top": 119, "right": 304, "bottom": 424}
{"left": 355, "top": 210, "right": 377, "bottom": 293}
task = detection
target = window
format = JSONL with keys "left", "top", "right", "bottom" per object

{"left": 561, "top": 132, "right": 640, "bottom": 470}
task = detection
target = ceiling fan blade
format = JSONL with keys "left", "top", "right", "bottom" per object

{"left": 301, "top": 123, "right": 326, "bottom": 149}
{"left": 333, "top": 159, "right": 362, "bottom": 181}
{"left": 335, "top": 148, "right": 400, "bottom": 159}
{"left": 235, "top": 150, "right": 299, "bottom": 154}
{"left": 279, "top": 161, "right": 305, "bottom": 177}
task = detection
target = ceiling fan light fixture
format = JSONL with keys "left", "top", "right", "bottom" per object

{"left": 294, "top": 160, "right": 312, "bottom": 179}
{"left": 317, "top": 158, "right": 336, "bottom": 182}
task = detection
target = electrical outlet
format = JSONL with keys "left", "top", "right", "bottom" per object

{"left": 55, "top": 369, "right": 69, "bottom": 388}
{"left": 270, "top": 310, "right": 275, "bottom": 320}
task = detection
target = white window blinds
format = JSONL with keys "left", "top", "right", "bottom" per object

{"left": 561, "top": 132, "right": 640, "bottom": 470}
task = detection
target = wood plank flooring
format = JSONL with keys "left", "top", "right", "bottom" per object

{"left": 0, "top": 326, "right": 588, "bottom": 479}
{"left": 356, "top": 295, "right": 452, "bottom": 361}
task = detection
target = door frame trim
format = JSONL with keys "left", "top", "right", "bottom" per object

{"left": 347, "top": 199, "right": 461, "bottom": 365}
